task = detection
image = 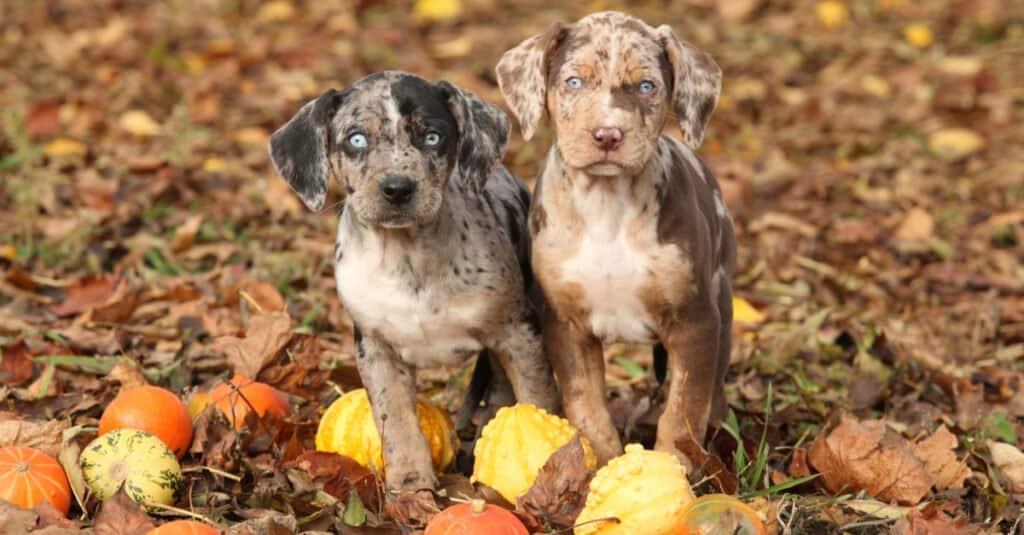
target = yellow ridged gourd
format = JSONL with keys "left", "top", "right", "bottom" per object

{"left": 575, "top": 444, "right": 696, "bottom": 535}
{"left": 315, "top": 388, "right": 458, "bottom": 473}
{"left": 471, "top": 404, "right": 597, "bottom": 502}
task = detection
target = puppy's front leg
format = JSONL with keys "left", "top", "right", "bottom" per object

{"left": 355, "top": 331, "right": 436, "bottom": 491}
{"left": 490, "top": 322, "right": 560, "bottom": 414}
{"left": 543, "top": 313, "right": 622, "bottom": 465}
{"left": 655, "top": 312, "right": 721, "bottom": 467}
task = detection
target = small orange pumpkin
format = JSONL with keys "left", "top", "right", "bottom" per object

{"left": 99, "top": 385, "right": 194, "bottom": 458}
{"left": 0, "top": 446, "right": 72, "bottom": 515}
{"left": 147, "top": 519, "right": 220, "bottom": 535}
{"left": 425, "top": 499, "right": 528, "bottom": 535}
{"left": 208, "top": 374, "right": 290, "bottom": 429}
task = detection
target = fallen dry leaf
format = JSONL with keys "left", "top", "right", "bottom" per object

{"left": 517, "top": 435, "right": 594, "bottom": 529}
{"left": 118, "top": 110, "right": 161, "bottom": 137}
{"left": 987, "top": 440, "right": 1024, "bottom": 493}
{"left": 43, "top": 138, "right": 86, "bottom": 157}
{"left": 815, "top": 0, "right": 849, "bottom": 29}
{"left": 92, "top": 489, "right": 156, "bottom": 535}
{"left": 892, "top": 505, "right": 970, "bottom": 535}
{"left": 928, "top": 128, "right": 984, "bottom": 159}
{"left": 283, "top": 450, "right": 382, "bottom": 511}
{"left": 171, "top": 214, "right": 204, "bottom": 253}
{"left": 808, "top": 418, "right": 931, "bottom": 505}
{"left": 52, "top": 274, "right": 117, "bottom": 317}
{"left": 717, "top": 0, "right": 762, "bottom": 21}
{"left": 911, "top": 425, "right": 970, "bottom": 491}
{"left": 903, "top": 24, "right": 934, "bottom": 48}
{"left": 383, "top": 489, "right": 440, "bottom": 529}
{"left": 0, "top": 340, "right": 36, "bottom": 386}
{"left": 733, "top": 297, "right": 765, "bottom": 324}
{"left": 209, "top": 312, "right": 293, "bottom": 378}
{"left": 0, "top": 413, "right": 68, "bottom": 457}
{"left": 0, "top": 500, "right": 37, "bottom": 535}
{"left": 894, "top": 208, "right": 935, "bottom": 242}
{"left": 413, "top": 0, "right": 462, "bottom": 21}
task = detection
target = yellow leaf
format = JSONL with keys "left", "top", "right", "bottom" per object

{"left": 928, "top": 128, "right": 985, "bottom": 159}
{"left": 0, "top": 244, "right": 16, "bottom": 260}
{"left": 257, "top": 1, "right": 295, "bottom": 22}
{"left": 733, "top": 297, "right": 765, "bottom": 324}
{"left": 202, "top": 157, "right": 227, "bottom": 172}
{"left": 815, "top": 1, "right": 849, "bottom": 30}
{"left": 43, "top": 138, "right": 86, "bottom": 157}
{"left": 119, "top": 110, "right": 161, "bottom": 137}
{"left": 413, "top": 0, "right": 463, "bottom": 22}
{"left": 903, "top": 23, "right": 933, "bottom": 48}
{"left": 860, "top": 75, "right": 891, "bottom": 98}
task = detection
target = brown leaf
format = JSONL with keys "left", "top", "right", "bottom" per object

{"left": 284, "top": 450, "right": 383, "bottom": 511}
{"left": 516, "top": 435, "right": 594, "bottom": 529}
{"left": 235, "top": 281, "right": 287, "bottom": 314}
{"left": 25, "top": 100, "right": 62, "bottom": 139}
{"left": 676, "top": 435, "right": 739, "bottom": 495}
{"left": 892, "top": 505, "right": 970, "bottom": 535}
{"left": 911, "top": 425, "right": 970, "bottom": 490}
{"left": 808, "top": 417, "right": 931, "bottom": 505}
{"left": 92, "top": 489, "right": 156, "bottom": 535}
{"left": 0, "top": 500, "right": 37, "bottom": 534}
{"left": 34, "top": 499, "right": 80, "bottom": 529}
{"left": 171, "top": 214, "right": 204, "bottom": 253}
{"left": 987, "top": 440, "right": 1024, "bottom": 493}
{"left": 0, "top": 340, "right": 36, "bottom": 386}
{"left": 190, "top": 408, "right": 242, "bottom": 471}
{"left": 0, "top": 413, "right": 67, "bottom": 457}
{"left": 383, "top": 490, "right": 439, "bottom": 529}
{"left": 210, "top": 312, "right": 292, "bottom": 378}
{"left": 52, "top": 274, "right": 117, "bottom": 317}
{"left": 107, "top": 361, "right": 150, "bottom": 389}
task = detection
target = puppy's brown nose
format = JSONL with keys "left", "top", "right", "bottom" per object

{"left": 380, "top": 175, "right": 417, "bottom": 205}
{"left": 591, "top": 127, "right": 623, "bottom": 151}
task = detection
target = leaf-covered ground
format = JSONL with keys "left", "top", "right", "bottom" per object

{"left": 1, "top": 0, "right": 1022, "bottom": 533}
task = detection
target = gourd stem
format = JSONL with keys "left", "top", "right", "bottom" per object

{"left": 470, "top": 498, "right": 487, "bottom": 514}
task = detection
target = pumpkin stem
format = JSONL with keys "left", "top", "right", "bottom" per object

{"left": 470, "top": 498, "right": 487, "bottom": 514}
{"left": 13, "top": 461, "right": 30, "bottom": 473}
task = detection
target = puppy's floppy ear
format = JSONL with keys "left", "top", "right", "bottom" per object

{"left": 656, "top": 25, "right": 722, "bottom": 149}
{"left": 438, "top": 81, "right": 510, "bottom": 190}
{"left": 495, "top": 22, "right": 566, "bottom": 141}
{"left": 267, "top": 88, "right": 347, "bottom": 211}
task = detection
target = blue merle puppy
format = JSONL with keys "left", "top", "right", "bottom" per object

{"left": 267, "top": 71, "right": 559, "bottom": 494}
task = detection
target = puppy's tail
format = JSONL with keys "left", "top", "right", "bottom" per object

{"left": 653, "top": 343, "right": 668, "bottom": 384}
{"left": 455, "top": 352, "right": 493, "bottom": 435}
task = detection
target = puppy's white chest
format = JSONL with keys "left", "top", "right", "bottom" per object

{"left": 335, "top": 243, "right": 484, "bottom": 367}
{"left": 550, "top": 180, "right": 676, "bottom": 344}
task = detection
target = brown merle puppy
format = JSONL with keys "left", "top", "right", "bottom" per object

{"left": 497, "top": 12, "right": 735, "bottom": 468}
{"left": 268, "top": 72, "right": 559, "bottom": 493}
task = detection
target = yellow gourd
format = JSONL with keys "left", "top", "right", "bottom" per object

{"left": 472, "top": 404, "right": 597, "bottom": 502}
{"left": 80, "top": 429, "right": 183, "bottom": 511}
{"left": 315, "top": 389, "right": 458, "bottom": 473}
{"left": 575, "top": 444, "right": 695, "bottom": 535}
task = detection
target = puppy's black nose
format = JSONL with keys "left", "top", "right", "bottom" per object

{"left": 380, "top": 175, "right": 417, "bottom": 204}
{"left": 591, "top": 127, "right": 623, "bottom": 151}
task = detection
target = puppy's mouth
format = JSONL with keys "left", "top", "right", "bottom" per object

{"left": 376, "top": 214, "right": 417, "bottom": 229}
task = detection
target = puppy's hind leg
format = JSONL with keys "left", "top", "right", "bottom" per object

{"left": 711, "top": 276, "right": 733, "bottom": 427}
{"left": 489, "top": 321, "right": 561, "bottom": 414}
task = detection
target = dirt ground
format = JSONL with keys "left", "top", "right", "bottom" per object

{"left": 1, "top": 0, "right": 1022, "bottom": 533}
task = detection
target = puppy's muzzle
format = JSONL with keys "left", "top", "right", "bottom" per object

{"left": 591, "top": 126, "right": 623, "bottom": 151}
{"left": 380, "top": 174, "right": 417, "bottom": 205}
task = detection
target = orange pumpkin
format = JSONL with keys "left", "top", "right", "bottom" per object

{"left": 0, "top": 446, "right": 72, "bottom": 515}
{"left": 425, "top": 499, "right": 528, "bottom": 535}
{"left": 147, "top": 519, "right": 220, "bottom": 535}
{"left": 99, "top": 385, "right": 194, "bottom": 458}
{"left": 208, "top": 374, "right": 290, "bottom": 429}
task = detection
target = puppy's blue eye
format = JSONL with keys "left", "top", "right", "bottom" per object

{"left": 639, "top": 81, "right": 655, "bottom": 94}
{"left": 566, "top": 77, "right": 584, "bottom": 90}
{"left": 424, "top": 132, "right": 442, "bottom": 146}
{"left": 348, "top": 133, "right": 368, "bottom": 148}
